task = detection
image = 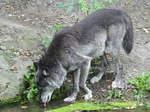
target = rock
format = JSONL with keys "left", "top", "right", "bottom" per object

{"left": 0, "top": 58, "right": 33, "bottom": 100}
{"left": 0, "top": 71, "right": 20, "bottom": 100}
{"left": 0, "top": 56, "right": 9, "bottom": 70}
{"left": 0, "top": 19, "right": 43, "bottom": 101}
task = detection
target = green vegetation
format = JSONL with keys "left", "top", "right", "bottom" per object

{"left": 51, "top": 24, "right": 64, "bottom": 32}
{"left": 57, "top": 0, "right": 118, "bottom": 13}
{"left": 0, "top": 65, "right": 38, "bottom": 105}
{"left": 21, "top": 64, "right": 39, "bottom": 103}
{"left": 107, "top": 89, "right": 123, "bottom": 100}
{"left": 0, "top": 96, "right": 21, "bottom": 105}
{"left": 128, "top": 72, "right": 150, "bottom": 92}
{"left": 45, "top": 101, "right": 138, "bottom": 112}
{"left": 128, "top": 72, "right": 150, "bottom": 101}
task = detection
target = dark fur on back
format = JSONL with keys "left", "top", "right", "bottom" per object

{"left": 43, "top": 9, "right": 133, "bottom": 64}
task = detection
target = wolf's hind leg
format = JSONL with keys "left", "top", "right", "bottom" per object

{"left": 111, "top": 54, "right": 124, "bottom": 89}
{"left": 79, "top": 56, "right": 92, "bottom": 101}
{"left": 108, "top": 24, "right": 126, "bottom": 89}
{"left": 64, "top": 69, "right": 80, "bottom": 102}
{"left": 90, "top": 54, "right": 107, "bottom": 84}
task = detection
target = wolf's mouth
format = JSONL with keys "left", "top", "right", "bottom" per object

{"left": 40, "top": 95, "right": 51, "bottom": 108}
{"left": 42, "top": 102, "right": 47, "bottom": 108}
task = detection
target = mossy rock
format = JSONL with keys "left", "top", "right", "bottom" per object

{"left": 46, "top": 101, "right": 139, "bottom": 112}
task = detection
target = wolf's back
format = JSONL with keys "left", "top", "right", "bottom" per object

{"left": 122, "top": 14, "right": 134, "bottom": 54}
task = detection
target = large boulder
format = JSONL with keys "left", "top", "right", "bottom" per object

{"left": 0, "top": 18, "right": 43, "bottom": 100}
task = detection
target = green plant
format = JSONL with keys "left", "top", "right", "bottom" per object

{"left": 57, "top": 0, "right": 75, "bottom": 13}
{"left": 107, "top": 89, "right": 123, "bottom": 100}
{"left": 128, "top": 72, "right": 150, "bottom": 92}
{"left": 78, "top": 0, "right": 89, "bottom": 11}
{"left": 51, "top": 24, "right": 64, "bottom": 31}
{"left": 56, "top": 0, "right": 119, "bottom": 13}
{"left": 132, "top": 89, "right": 145, "bottom": 102}
{"left": 0, "top": 96, "right": 22, "bottom": 105}
{"left": 21, "top": 64, "right": 38, "bottom": 103}
{"left": 128, "top": 73, "right": 150, "bottom": 101}
{"left": 145, "top": 102, "right": 150, "bottom": 108}
{"left": 89, "top": 0, "right": 106, "bottom": 12}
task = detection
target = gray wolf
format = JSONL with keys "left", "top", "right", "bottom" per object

{"left": 34, "top": 9, "right": 133, "bottom": 105}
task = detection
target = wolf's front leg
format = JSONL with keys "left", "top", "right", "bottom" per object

{"left": 80, "top": 56, "right": 92, "bottom": 101}
{"left": 64, "top": 69, "right": 80, "bottom": 102}
{"left": 90, "top": 54, "right": 107, "bottom": 84}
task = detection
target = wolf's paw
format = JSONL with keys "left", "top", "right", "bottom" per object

{"left": 90, "top": 76, "right": 100, "bottom": 84}
{"left": 64, "top": 96, "right": 76, "bottom": 102}
{"left": 112, "top": 80, "right": 125, "bottom": 89}
{"left": 84, "top": 93, "right": 92, "bottom": 101}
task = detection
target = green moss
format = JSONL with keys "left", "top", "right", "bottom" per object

{"left": 45, "top": 101, "right": 138, "bottom": 112}
{"left": 109, "top": 102, "right": 137, "bottom": 108}
{"left": 0, "top": 96, "right": 21, "bottom": 105}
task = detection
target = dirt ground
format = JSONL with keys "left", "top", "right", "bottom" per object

{"left": 0, "top": 0, "right": 150, "bottom": 101}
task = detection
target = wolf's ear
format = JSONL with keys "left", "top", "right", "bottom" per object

{"left": 43, "top": 70, "right": 48, "bottom": 76}
{"left": 33, "top": 62, "right": 39, "bottom": 71}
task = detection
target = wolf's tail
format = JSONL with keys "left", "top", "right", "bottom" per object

{"left": 122, "top": 15, "right": 134, "bottom": 54}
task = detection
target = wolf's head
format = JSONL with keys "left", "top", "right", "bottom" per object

{"left": 34, "top": 60, "right": 67, "bottom": 104}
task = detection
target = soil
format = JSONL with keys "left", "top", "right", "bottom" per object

{"left": 0, "top": 0, "right": 150, "bottom": 102}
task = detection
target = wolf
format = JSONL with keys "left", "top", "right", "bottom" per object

{"left": 34, "top": 9, "right": 133, "bottom": 105}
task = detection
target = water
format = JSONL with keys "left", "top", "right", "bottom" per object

{"left": 0, "top": 102, "right": 150, "bottom": 112}
{"left": 0, "top": 101, "right": 67, "bottom": 112}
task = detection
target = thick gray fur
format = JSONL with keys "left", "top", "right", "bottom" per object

{"left": 34, "top": 9, "right": 133, "bottom": 104}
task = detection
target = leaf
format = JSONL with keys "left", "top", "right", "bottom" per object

{"left": 144, "top": 12, "right": 148, "bottom": 16}
{"left": 51, "top": 24, "right": 63, "bottom": 31}
{"left": 78, "top": 0, "right": 89, "bottom": 11}
{"left": 24, "top": 73, "right": 31, "bottom": 81}
{"left": 21, "top": 106, "right": 28, "bottom": 109}
{"left": 126, "top": 104, "right": 136, "bottom": 109}
{"left": 125, "top": 1, "right": 131, "bottom": 5}
{"left": 10, "top": 65, "right": 17, "bottom": 71}
{"left": 142, "top": 28, "right": 149, "bottom": 33}
{"left": 30, "top": 64, "right": 35, "bottom": 71}
{"left": 5, "top": 5, "right": 12, "bottom": 8}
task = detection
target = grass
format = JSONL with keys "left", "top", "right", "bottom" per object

{"left": 128, "top": 72, "right": 150, "bottom": 92}
{"left": 107, "top": 89, "right": 123, "bottom": 100}
{"left": 128, "top": 72, "right": 150, "bottom": 102}
{"left": 45, "top": 101, "right": 139, "bottom": 112}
